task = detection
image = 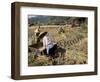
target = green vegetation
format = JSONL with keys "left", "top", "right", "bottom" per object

{"left": 28, "top": 15, "right": 87, "bottom": 26}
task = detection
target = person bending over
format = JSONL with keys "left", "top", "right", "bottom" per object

{"left": 42, "top": 32, "right": 54, "bottom": 56}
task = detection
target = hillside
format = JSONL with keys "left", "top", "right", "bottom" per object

{"left": 28, "top": 15, "right": 87, "bottom": 26}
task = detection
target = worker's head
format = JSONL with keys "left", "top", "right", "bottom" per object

{"left": 43, "top": 32, "right": 48, "bottom": 36}
{"left": 34, "top": 26, "right": 41, "bottom": 33}
{"left": 38, "top": 32, "right": 48, "bottom": 39}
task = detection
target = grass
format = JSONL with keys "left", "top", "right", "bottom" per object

{"left": 28, "top": 25, "right": 88, "bottom": 66}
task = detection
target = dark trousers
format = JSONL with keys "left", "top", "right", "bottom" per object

{"left": 43, "top": 44, "right": 57, "bottom": 57}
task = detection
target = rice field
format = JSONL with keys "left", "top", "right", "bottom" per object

{"left": 28, "top": 25, "right": 88, "bottom": 66}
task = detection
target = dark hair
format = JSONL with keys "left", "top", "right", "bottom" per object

{"left": 38, "top": 32, "right": 48, "bottom": 39}
{"left": 43, "top": 32, "right": 48, "bottom": 36}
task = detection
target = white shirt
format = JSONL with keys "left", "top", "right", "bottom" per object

{"left": 43, "top": 35, "right": 53, "bottom": 48}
